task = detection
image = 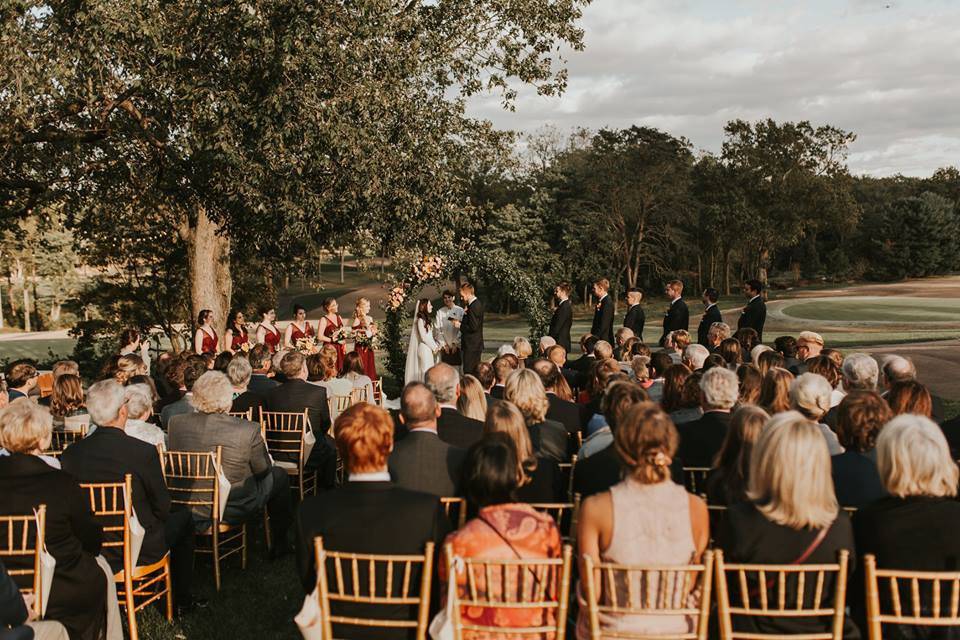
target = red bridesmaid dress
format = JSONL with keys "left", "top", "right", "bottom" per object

{"left": 322, "top": 315, "right": 345, "bottom": 372}
{"left": 200, "top": 328, "right": 218, "bottom": 354}
{"left": 260, "top": 323, "right": 281, "bottom": 353}
{"left": 352, "top": 318, "right": 378, "bottom": 380}
{"left": 290, "top": 321, "right": 315, "bottom": 344}
{"left": 230, "top": 326, "right": 249, "bottom": 351}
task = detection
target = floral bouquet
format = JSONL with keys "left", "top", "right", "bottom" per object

{"left": 331, "top": 326, "right": 354, "bottom": 345}
{"left": 239, "top": 341, "right": 252, "bottom": 353}
{"left": 354, "top": 330, "right": 382, "bottom": 350}
{"left": 295, "top": 336, "right": 320, "bottom": 355}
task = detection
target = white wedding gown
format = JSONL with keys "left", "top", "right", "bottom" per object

{"left": 404, "top": 317, "right": 440, "bottom": 384}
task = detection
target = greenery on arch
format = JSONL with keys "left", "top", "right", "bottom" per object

{"left": 381, "top": 242, "right": 550, "bottom": 383}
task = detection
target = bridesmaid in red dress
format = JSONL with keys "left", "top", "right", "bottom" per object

{"left": 351, "top": 297, "right": 378, "bottom": 380}
{"left": 256, "top": 306, "right": 282, "bottom": 353}
{"left": 284, "top": 304, "right": 315, "bottom": 349}
{"left": 317, "top": 298, "right": 345, "bottom": 372}
{"left": 223, "top": 309, "right": 249, "bottom": 353}
{"left": 193, "top": 309, "right": 219, "bottom": 354}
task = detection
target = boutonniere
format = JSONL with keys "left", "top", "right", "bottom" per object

{"left": 595, "top": 302, "right": 602, "bottom": 310}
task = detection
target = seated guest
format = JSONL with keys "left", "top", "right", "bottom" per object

{"left": 617, "top": 336, "right": 639, "bottom": 376}
{"left": 491, "top": 354, "right": 519, "bottom": 399}
{"left": 426, "top": 363, "right": 483, "bottom": 450}
{"left": 61, "top": 380, "right": 196, "bottom": 613}
{"left": 227, "top": 356, "right": 264, "bottom": 417}
{"left": 886, "top": 380, "right": 932, "bottom": 418}
{"left": 504, "top": 369, "right": 568, "bottom": 463}
{"left": 613, "top": 328, "right": 634, "bottom": 362}
{"left": 308, "top": 348, "right": 352, "bottom": 420}
{"left": 758, "top": 367, "right": 793, "bottom": 415}
{"left": 573, "top": 388, "right": 650, "bottom": 498}
{"left": 677, "top": 366, "right": 738, "bottom": 467}
{"left": 439, "top": 434, "right": 562, "bottom": 633}
{"left": 159, "top": 356, "right": 208, "bottom": 429}
{"left": 538, "top": 335, "right": 556, "bottom": 357}
{"left": 790, "top": 373, "right": 844, "bottom": 455}
{"left": 569, "top": 334, "right": 599, "bottom": 377}
{"left": 295, "top": 403, "right": 448, "bottom": 640}
{"left": 547, "top": 344, "right": 579, "bottom": 393}
{"left": 670, "top": 371, "right": 703, "bottom": 426}
{"left": 123, "top": 383, "right": 166, "bottom": 450}
{"left": 665, "top": 330, "right": 691, "bottom": 364}
{"left": 734, "top": 328, "right": 760, "bottom": 363}
{"left": 631, "top": 355, "right": 654, "bottom": 392}
{"left": 3, "top": 361, "right": 38, "bottom": 402}
{"left": 155, "top": 355, "right": 188, "bottom": 413}
{"left": 212, "top": 351, "right": 233, "bottom": 373}
{"left": 39, "top": 361, "right": 81, "bottom": 408}
{"left": 660, "top": 364, "right": 691, "bottom": 414}
{"left": 645, "top": 352, "right": 673, "bottom": 404}
{"left": 717, "top": 412, "right": 856, "bottom": 638}
{"left": 706, "top": 405, "right": 769, "bottom": 506}
{"left": 831, "top": 391, "right": 891, "bottom": 508}
{"left": 457, "top": 374, "right": 488, "bottom": 423}
{"left": 513, "top": 336, "right": 534, "bottom": 367}
{"left": 114, "top": 354, "right": 148, "bottom": 385}
{"left": 1, "top": 558, "right": 69, "bottom": 640}
{"left": 168, "top": 372, "right": 293, "bottom": 553}
{"left": 806, "top": 355, "right": 845, "bottom": 408}
{"left": 474, "top": 361, "right": 496, "bottom": 398}
{"left": 841, "top": 353, "right": 879, "bottom": 394}
{"left": 755, "top": 350, "right": 784, "bottom": 378}
{"left": 577, "top": 403, "right": 709, "bottom": 639}
{"left": 247, "top": 345, "right": 279, "bottom": 394}
{"left": 852, "top": 414, "right": 960, "bottom": 637}
{"left": 706, "top": 322, "right": 732, "bottom": 354}
{"left": 49, "top": 374, "right": 88, "bottom": 431}
{"left": 340, "top": 352, "right": 374, "bottom": 403}
{"left": 532, "top": 359, "right": 585, "bottom": 435}
{"left": 389, "top": 383, "right": 465, "bottom": 497}
{"left": 701, "top": 353, "right": 726, "bottom": 371}
{"left": 750, "top": 344, "right": 772, "bottom": 366}
{"left": 792, "top": 331, "right": 825, "bottom": 375}
{"left": 0, "top": 400, "right": 108, "bottom": 640}
{"left": 682, "top": 344, "right": 709, "bottom": 371}
{"left": 485, "top": 401, "right": 562, "bottom": 503}
{"left": 582, "top": 358, "right": 622, "bottom": 421}
{"left": 717, "top": 338, "right": 742, "bottom": 369}
{"left": 736, "top": 364, "right": 762, "bottom": 407}
{"left": 774, "top": 335, "right": 801, "bottom": 372}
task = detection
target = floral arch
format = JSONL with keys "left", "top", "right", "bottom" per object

{"left": 381, "top": 244, "right": 549, "bottom": 383}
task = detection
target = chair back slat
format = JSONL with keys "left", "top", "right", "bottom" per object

{"left": 80, "top": 475, "right": 131, "bottom": 553}
{"left": 446, "top": 543, "right": 573, "bottom": 637}
{"left": 681, "top": 467, "right": 710, "bottom": 497}
{"left": 351, "top": 387, "right": 368, "bottom": 405}
{"left": 440, "top": 497, "right": 467, "bottom": 529}
{"left": 163, "top": 448, "right": 221, "bottom": 524}
{"left": 314, "top": 537, "right": 434, "bottom": 637}
{"left": 372, "top": 380, "right": 384, "bottom": 406}
{"left": 530, "top": 498, "right": 580, "bottom": 541}
{"left": 558, "top": 456, "right": 577, "bottom": 502}
{"left": 228, "top": 409, "right": 253, "bottom": 421}
{"left": 46, "top": 425, "right": 89, "bottom": 454}
{"left": 865, "top": 554, "right": 960, "bottom": 638}
{"left": 715, "top": 549, "right": 849, "bottom": 640}
{"left": 0, "top": 506, "right": 45, "bottom": 618}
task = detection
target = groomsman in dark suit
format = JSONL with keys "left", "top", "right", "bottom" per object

{"left": 660, "top": 279, "right": 689, "bottom": 346}
{"left": 590, "top": 278, "right": 615, "bottom": 345}
{"left": 452, "top": 281, "right": 484, "bottom": 376}
{"left": 697, "top": 287, "right": 722, "bottom": 347}
{"left": 737, "top": 279, "right": 767, "bottom": 342}
{"left": 622, "top": 287, "right": 645, "bottom": 343}
{"left": 548, "top": 282, "right": 573, "bottom": 353}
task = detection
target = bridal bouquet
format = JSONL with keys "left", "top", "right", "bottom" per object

{"left": 295, "top": 336, "right": 320, "bottom": 355}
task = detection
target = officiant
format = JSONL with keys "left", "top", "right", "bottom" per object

{"left": 434, "top": 290, "right": 464, "bottom": 367}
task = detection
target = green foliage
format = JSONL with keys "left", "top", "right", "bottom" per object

{"left": 870, "top": 192, "right": 960, "bottom": 280}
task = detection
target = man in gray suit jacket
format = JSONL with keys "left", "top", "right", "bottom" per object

{"left": 388, "top": 382, "right": 466, "bottom": 497}
{"left": 168, "top": 371, "right": 293, "bottom": 555}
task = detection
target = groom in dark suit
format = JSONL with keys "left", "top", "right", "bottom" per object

{"left": 548, "top": 282, "right": 573, "bottom": 353}
{"left": 590, "top": 278, "right": 615, "bottom": 344}
{"left": 697, "top": 287, "right": 722, "bottom": 347}
{"left": 738, "top": 279, "right": 767, "bottom": 342}
{"left": 453, "top": 281, "right": 484, "bottom": 376}
{"left": 660, "top": 279, "right": 689, "bottom": 346}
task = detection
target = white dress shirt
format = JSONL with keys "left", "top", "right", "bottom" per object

{"left": 434, "top": 304, "right": 464, "bottom": 348}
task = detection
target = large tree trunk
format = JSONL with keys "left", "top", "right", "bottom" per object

{"left": 180, "top": 206, "right": 232, "bottom": 343}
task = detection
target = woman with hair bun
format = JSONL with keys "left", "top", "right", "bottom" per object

{"left": 576, "top": 403, "right": 709, "bottom": 638}
{"left": 194, "top": 309, "right": 218, "bottom": 354}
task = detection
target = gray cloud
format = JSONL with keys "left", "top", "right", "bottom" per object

{"left": 467, "top": 0, "right": 960, "bottom": 176}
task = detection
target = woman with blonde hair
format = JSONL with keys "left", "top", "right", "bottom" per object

{"left": 504, "top": 368, "right": 568, "bottom": 463}
{"left": 758, "top": 367, "right": 793, "bottom": 414}
{"left": 457, "top": 374, "right": 488, "bottom": 422}
{"left": 485, "top": 400, "right": 562, "bottom": 502}
{"left": 577, "top": 403, "right": 709, "bottom": 638}
{"left": 350, "top": 297, "right": 378, "bottom": 379}
{"left": 717, "top": 412, "right": 856, "bottom": 638}
{"left": 512, "top": 336, "right": 533, "bottom": 366}
{"left": 631, "top": 355, "right": 654, "bottom": 391}
{"left": 114, "top": 353, "right": 148, "bottom": 385}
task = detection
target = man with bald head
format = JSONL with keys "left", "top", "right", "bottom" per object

{"left": 425, "top": 363, "right": 484, "bottom": 449}
{"left": 388, "top": 382, "right": 466, "bottom": 497}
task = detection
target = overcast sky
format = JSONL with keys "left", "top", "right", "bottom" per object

{"left": 466, "top": 0, "right": 960, "bottom": 177}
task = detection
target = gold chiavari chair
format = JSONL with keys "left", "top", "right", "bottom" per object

{"left": 681, "top": 467, "right": 711, "bottom": 498}
{"left": 45, "top": 425, "right": 88, "bottom": 455}
{"left": 228, "top": 409, "right": 253, "bottom": 421}
{"left": 372, "top": 379, "right": 384, "bottom": 406}
{"left": 314, "top": 537, "right": 435, "bottom": 639}
{"left": 444, "top": 542, "right": 574, "bottom": 640}
{"left": 350, "top": 386, "right": 369, "bottom": 405}
{"left": 530, "top": 498, "right": 581, "bottom": 542}
{"left": 327, "top": 395, "right": 353, "bottom": 420}
{"left": 707, "top": 506, "right": 728, "bottom": 548}
{"left": 261, "top": 410, "right": 317, "bottom": 499}
{"left": 37, "top": 372, "right": 54, "bottom": 398}
{"left": 559, "top": 455, "right": 577, "bottom": 503}
{"left": 0, "top": 506, "right": 46, "bottom": 619}
{"left": 715, "top": 549, "right": 850, "bottom": 640}
{"left": 864, "top": 554, "right": 960, "bottom": 639}
{"left": 81, "top": 474, "right": 172, "bottom": 640}
{"left": 440, "top": 497, "right": 468, "bottom": 529}
{"left": 582, "top": 551, "right": 715, "bottom": 640}
{"left": 164, "top": 447, "right": 247, "bottom": 591}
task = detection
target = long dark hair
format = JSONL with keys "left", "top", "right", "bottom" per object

{"left": 340, "top": 351, "right": 366, "bottom": 377}
{"left": 228, "top": 309, "right": 246, "bottom": 334}
{"left": 416, "top": 298, "right": 431, "bottom": 325}
{"left": 463, "top": 433, "right": 520, "bottom": 508}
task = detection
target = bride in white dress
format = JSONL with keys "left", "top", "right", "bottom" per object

{"left": 404, "top": 298, "right": 440, "bottom": 384}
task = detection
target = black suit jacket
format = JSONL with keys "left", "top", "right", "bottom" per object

{"left": 247, "top": 373, "right": 279, "bottom": 395}
{"left": 548, "top": 300, "right": 573, "bottom": 353}
{"left": 296, "top": 481, "right": 449, "bottom": 640}
{"left": 459, "top": 298, "right": 484, "bottom": 374}
{"left": 831, "top": 451, "right": 886, "bottom": 509}
{"left": 388, "top": 431, "right": 465, "bottom": 497}
{"left": 677, "top": 410, "right": 731, "bottom": 468}
{"left": 231, "top": 390, "right": 264, "bottom": 417}
{"left": 437, "top": 407, "right": 484, "bottom": 450}
{"left": 738, "top": 296, "right": 767, "bottom": 341}
{"left": 572, "top": 445, "right": 622, "bottom": 499}
{"left": 490, "top": 385, "right": 505, "bottom": 400}
{"left": 61, "top": 427, "right": 170, "bottom": 571}
{"left": 661, "top": 298, "right": 690, "bottom": 345}
{"left": 0, "top": 560, "right": 30, "bottom": 638}
{"left": 546, "top": 393, "right": 585, "bottom": 437}
{"left": 940, "top": 416, "right": 960, "bottom": 459}
{"left": 263, "top": 379, "right": 330, "bottom": 436}
{"left": 0, "top": 455, "right": 105, "bottom": 640}
{"left": 622, "top": 304, "right": 645, "bottom": 343}
{"left": 591, "top": 295, "right": 615, "bottom": 344}
{"left": 697, "top": 304, "right": 722, "bottom": 347}
{"left": 528, "top": 419, "right": 569, "bottom": 463}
